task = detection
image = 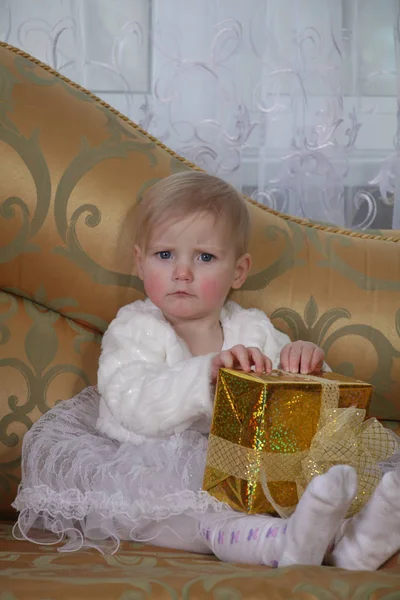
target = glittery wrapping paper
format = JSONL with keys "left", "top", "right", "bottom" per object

{"left": 202, "top": 369, "right": 386, "bottom": 516}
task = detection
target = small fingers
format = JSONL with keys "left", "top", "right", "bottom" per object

{"left": 288, "top": 342, "right": 302, "bottom": 373}
{"left": 310, "top": 348, "right": 325, "bottom": 373}
{"left": 230, "top": 345, "right": 251, "bottom": 372}
{"left": 264, "top": 356, "right": 272, "bottom": 374}
{"left": 219, "top": 350, "right": 235, "bottom": 370}
{"left": 248, "top": 347, "right": 265, "bottom": 373}
{"left": 221, "top": 346, "right": 274, "bottom": 375}
{"left": 280, "top": 344, "right": 290, "bottom": 371}
{"left": 299, "top": 344, "right": 315, "bottom": 374}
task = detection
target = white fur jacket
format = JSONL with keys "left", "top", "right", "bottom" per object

{"left": 96, "top": 298, "right": 292, "bottom": 444}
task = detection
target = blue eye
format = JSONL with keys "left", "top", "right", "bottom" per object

{"left": 200, "top": 253, "right": 214, "bottom": 262}
{"left": 157, "top": 251, "right": 172, "bottom": 259}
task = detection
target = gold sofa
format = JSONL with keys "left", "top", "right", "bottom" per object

{"left": 1, "top": 42, "right": 400, "bottom": 599}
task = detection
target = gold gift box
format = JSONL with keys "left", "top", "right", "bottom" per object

{"left": 202, "top": 368, "right": 387, "bottom": 516}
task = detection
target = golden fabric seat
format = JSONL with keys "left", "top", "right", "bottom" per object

{"left": 0, "top": 42, "right": 400, "bottom": 598}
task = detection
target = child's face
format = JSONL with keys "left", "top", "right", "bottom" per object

{"left": 134, "top": 213, "right": 251, "bottom": 323}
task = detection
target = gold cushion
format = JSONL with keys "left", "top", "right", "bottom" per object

{"left": 1, "top": 41, "right": 400, "bottom": 515}
{"left": 1, "top": 521, "right": 400, "bottom": 596}
{"left": 0, "top": 291, "right": 100, "bottom": 517}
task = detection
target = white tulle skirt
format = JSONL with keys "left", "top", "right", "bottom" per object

{"left": 12, "top": 387, "right": 231, "bottom": 554}
{"left": 13, "top": 386, "right": 400, "bottom": 555}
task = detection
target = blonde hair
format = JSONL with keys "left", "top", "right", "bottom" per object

{"left": 135, "top": 172, "right": 250, "bottom": 256}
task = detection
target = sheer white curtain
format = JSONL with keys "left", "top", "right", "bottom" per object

{"left": 1, "top": 0, "right": 399, "bottom": 229}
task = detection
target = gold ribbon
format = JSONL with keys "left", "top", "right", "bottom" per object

{"left": 206, "top": 372, "right": 400, "bottom": 517}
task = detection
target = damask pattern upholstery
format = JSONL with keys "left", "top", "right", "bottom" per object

{"left": 1, "top": 521, "right": 400, "bottom": 599}
{"left": 0, "top": 42, "right": 400, "bottom": 598}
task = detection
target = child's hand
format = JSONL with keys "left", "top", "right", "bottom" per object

{"left": 211, "top": 345, "right": 272, "bottom": 384}
{"left": 280, "top": 341, "right": 324, "bottom": 375}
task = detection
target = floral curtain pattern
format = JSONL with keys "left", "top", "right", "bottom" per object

{"left": 1, "top": 0, "right": 400, "bottom": 229}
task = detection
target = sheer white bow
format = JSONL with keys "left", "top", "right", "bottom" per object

{"left": 1, "top": 0, "right": 399, "bottom": 229}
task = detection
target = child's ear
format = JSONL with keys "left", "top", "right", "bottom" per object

{"left": 231, "top": 253, "right": 251, "bottom": 289}
{"left": 134, "top": 245, "right": 144, "bottom": 280}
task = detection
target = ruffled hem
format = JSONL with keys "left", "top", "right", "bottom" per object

{"left": 13, "top": 485, "right": 229, "bottom": 554}
{"left": 13, "top": 484, "right": 226, "bottom": 522}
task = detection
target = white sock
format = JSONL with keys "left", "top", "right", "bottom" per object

{"left": 327, "top": 470, "right": 400, "bottom": 570}
{"left": 279, "top": 465, "right": 357, "bottom": 567}
{"left": 200, "top": 465, "right": 357, "bottom": 567}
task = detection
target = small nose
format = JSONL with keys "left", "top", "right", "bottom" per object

{"left": 173, "top": 262, "right": 193, "bottom": 281}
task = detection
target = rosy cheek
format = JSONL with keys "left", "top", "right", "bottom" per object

{"left": 143, "top": 272, "right": 167, "bottom": 303}
{"left": 199, "top": 278, "right": 225, "bottom": 303}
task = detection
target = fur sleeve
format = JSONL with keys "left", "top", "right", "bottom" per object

{"left": 97, "top": 302, "right": 215, "bottom": 437}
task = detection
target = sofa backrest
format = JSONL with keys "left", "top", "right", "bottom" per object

{"left": 1, "top": 42, "right": 400, "bottom": 517}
